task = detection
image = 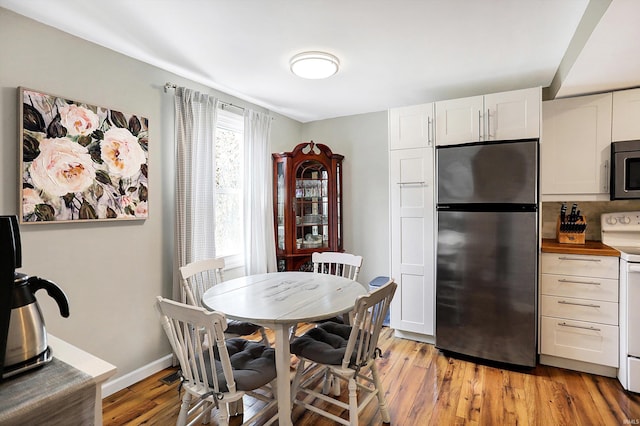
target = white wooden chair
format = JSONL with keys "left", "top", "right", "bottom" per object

{"left": 289, "top": 252, "right": 364, "bottom": 342}
{"left": 290, "top": 279, "right": 397, "bottom": 426}
{"left": 155, "top": 297, "right": 278, "bottom": 426}
{"left": 179, "top": 258, "right": 269, "bottom": 345}
{"left": 312, "top": 251, "right": 363, "bottom": 280}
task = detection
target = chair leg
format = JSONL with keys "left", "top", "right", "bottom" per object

{"left": 177, "top": 392, "right": 192, "bottom": 426}
{"left": 259, "top": 327, "right": 271, "bottom": 347}
{"left": 202, "top": 401, "right": 212, "bottom": 424}
{"left": 371, "top": 363, "right": 391, "bottom": 423}
{"left": 218, "top": 403, "right": 230, "bottom": 426}
{"left": 290, "top": 358, "right": 306, "bottom": 404}
{"left": 289, "top": 323, "right": 299, "bottom": 343}
{"left": 348, "top": 377, "right": 359, "bottom": 426}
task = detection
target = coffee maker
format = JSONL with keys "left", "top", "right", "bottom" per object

{"left": 0, "top": 215, "right": 70, "bottom": 379}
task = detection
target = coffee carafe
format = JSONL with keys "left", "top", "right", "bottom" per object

{"left": 0, "top": 215, "right": 70, "bottom": 379}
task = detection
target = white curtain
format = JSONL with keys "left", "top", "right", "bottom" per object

{"left": 174, "top": 87, "right": 218, "bottom": 299}
{"left": 243, "top": 109, "right": 277, "bottom": 274}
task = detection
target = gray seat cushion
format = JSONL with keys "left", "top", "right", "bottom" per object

{"left": 226, "top": 320, "right": 262, "bottom": 336}
{"left": 198, "top": 339, "right": 276, "bottom": 392}
{"left": 290, "top": 322, "right": 353, "bottom": 366}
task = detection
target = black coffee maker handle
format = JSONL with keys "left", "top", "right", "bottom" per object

{"left": 28, "top": 277, "right": 70, "bottom": 318}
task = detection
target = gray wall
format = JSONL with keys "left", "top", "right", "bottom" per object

{"left": 299, "top": 112, "right": 390, "bottom": 285}
{"left": 0, "top": 8, "right": 303, "bottom": 384}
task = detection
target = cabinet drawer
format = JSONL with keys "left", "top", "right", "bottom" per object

{"left": 540, "top": 273, "right": 618, "bottom": 302}
{"left": 540, "top": 316, "right": 618, "bottom": 367}
{"left": 540, "top": 253, "right": 618, "bottom": 279}
{"left": 541, "top": 295, "right": 618, "bottom": 325}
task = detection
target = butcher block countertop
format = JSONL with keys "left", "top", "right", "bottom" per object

{"left": 541, "top": 238, "right": 620, "bottom": 257}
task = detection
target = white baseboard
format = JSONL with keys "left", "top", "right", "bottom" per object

{"left": 102, "top": 353, "right": 174, "bottom": 398}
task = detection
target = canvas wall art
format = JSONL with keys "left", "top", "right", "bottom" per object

{"left": 19, "top": 88, "right": 149, "bottom": 223}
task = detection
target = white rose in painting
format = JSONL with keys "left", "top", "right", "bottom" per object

{"left": 29, "top": 138, "right": 96, "bottom": 197}
{"left": 22, "top": 188, "right": 44, "bottom": 214}
{"left": 59, "top": 104, "right": 100, "bottom": 136}
{"left": 101, "top": 128, "right": 146, "bottom": 178}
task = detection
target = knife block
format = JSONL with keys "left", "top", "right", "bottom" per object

{"left": 556, "top": 215, "right": 586, "bottom": 245}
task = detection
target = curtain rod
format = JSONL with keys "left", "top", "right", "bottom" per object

{"left": 164, "top": 82, "right": 245, "bottom": 112}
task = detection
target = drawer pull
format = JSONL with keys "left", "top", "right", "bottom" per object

{"left": 558, "top": 300, "right": 601, "bottom": 308}
{"left": 397, "top": 181, "right": 425, "bottom": 186}
{"left": 558, "top": 322, "right": 601, "bottom": 332}
{"left": 558, "top": 279, "right": 601, "bottom": 286}
{"left": 629, "top": 265, "right": 640, "bottom": 273}
{"left": 558, "top": 256, "right": 602, "bottom": 262}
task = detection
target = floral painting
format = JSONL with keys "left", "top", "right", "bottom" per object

{"left": 19, "top": 88, "right": 149, "bottom": 223}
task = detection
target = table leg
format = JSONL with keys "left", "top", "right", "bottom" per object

{"left": 274, "top": 325, "right": 293, "bottom": 426}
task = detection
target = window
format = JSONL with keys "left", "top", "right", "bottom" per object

{"left": 215, "top": 106, "right": 244, "bottom": 267}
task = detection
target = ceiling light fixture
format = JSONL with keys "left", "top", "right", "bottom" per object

{"left": 290, "top": 51, "right": 340, "bottom": 79}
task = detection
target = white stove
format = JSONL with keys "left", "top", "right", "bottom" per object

{"left": 601, "top": 211, "right": 640, "bottom": 393}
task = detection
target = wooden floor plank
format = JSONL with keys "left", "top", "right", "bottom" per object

{"left": 104, "top": 328, "right": 640, "bottom": 426}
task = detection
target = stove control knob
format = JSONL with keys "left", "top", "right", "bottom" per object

{"left": 606, "top": 216, "right": 617, "bottom": 225}
{"left": 620, "top": 216, "right": 632, "bottom": 224}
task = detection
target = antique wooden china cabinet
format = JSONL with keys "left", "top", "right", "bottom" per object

{"left": 272, "top": 141, "right": 344, "bottom": 271}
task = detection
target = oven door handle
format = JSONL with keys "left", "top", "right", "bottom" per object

{"left": 629, "top": 265, "right": 640, "bottom": 273}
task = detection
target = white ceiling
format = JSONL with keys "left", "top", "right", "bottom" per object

{"left": 1, "top": 0, "right": 639, "bottom": 123}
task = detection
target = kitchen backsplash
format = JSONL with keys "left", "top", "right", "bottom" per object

{"left": 541, "top": 200, "right": 640, "bottom": 240}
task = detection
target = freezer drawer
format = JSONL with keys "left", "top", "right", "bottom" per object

{"left": 540, "top": 316, "right": 618, "bottom": 367}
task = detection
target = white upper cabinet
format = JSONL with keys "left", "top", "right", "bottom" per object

{"left": 485, "top": 87, "right": 541, "bottom": 141}
{"left": 613, "top": 88, "right": 640, "bottom": 142}
{"left": 541, "top": 93, "right": 612, "bottom": 197}
{"left": 435, "top": 87, "right": 540, "bottom": 146}
{"left": 389, "top": 103, "right": 434, "bottom": 150}
{"left": 435, "top": 95, "right": 483, "bottom": 146}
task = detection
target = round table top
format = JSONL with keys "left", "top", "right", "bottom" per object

{"left": 201, "top": 271, "right": 368, "bottom": 325}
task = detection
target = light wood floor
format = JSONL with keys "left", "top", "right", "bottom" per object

{"left": 103, "top": 326, "right": 640, "bottom": 425}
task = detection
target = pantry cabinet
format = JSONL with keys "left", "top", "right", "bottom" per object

{"left": 435, "top": 87, "right": 540, "bottom": 146}
{"left": 540, "top": 93, "right": 612, "bottom": 197}
{"left": 613, "top": 87, "right": 640, "bottom": 142}
{"left": 272, "top": 142, "right": 344, "bottom": 272}
{"left": 389, "top": 147, "right": 435, "bottom": 337}
{"left": 388, "top": 103, "right": 434, "bottom": 150}
{"left": 539, "top": 252, "right": 619, "bottom": 369}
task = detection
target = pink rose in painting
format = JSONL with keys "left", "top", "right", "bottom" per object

{"left": 30, "top": 138, "right": 96, "bottom": 197}
{"left": 101, "top": 128, "right": 146, "bottom": 178}
{"left": 59, "top": 104, "right": 100, "bottom": 136}
{"left": 22, "top": 188, "right": 44, "bottom": 214}
{"left": 135, "top": 201, "right": 148, "bottom": 217}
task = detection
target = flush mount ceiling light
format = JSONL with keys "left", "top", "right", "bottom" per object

{"left": 290, "top": 51, "right": 340, "bottom": 79}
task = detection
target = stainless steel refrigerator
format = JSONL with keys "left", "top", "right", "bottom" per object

{"left": 435, "top": 139, "right": 538, "bottom": 367}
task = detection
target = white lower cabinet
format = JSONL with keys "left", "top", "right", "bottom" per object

{"left": 540, "top": 253, "right": 619, "bottom": 369}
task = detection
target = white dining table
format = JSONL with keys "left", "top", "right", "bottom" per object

{"left": 201, "top": 271, "right": 368, "bottom": 426}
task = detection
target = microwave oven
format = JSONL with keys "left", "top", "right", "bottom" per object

{"left": 611, "top": 140, "right": 640, "bottom": 200}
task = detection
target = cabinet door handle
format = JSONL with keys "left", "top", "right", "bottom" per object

{"left": 427, "top": 117, "right": 433, "bottom": 146}
{"left": 478, "top": 110, "right": 482, "bottom": 141}
{"left": 558, "top": 256, "right": 602, "bottom": 262}
{"left": 558, "top": 300, "right": 601, "bottom": 308}
{"left": 486, "top": 108, "right": 491, "bottom": 140}
{"left": 397, "top": 181, "right": 426, "bottom": 186}
{"left": 603, "top": 159, "right": 609, "bottom": 193}
{"left": 558, "top": 278, "right": 601, "bottom": 286}
{"left": 558, "top": 322, "right": 601, "bottom": 332}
